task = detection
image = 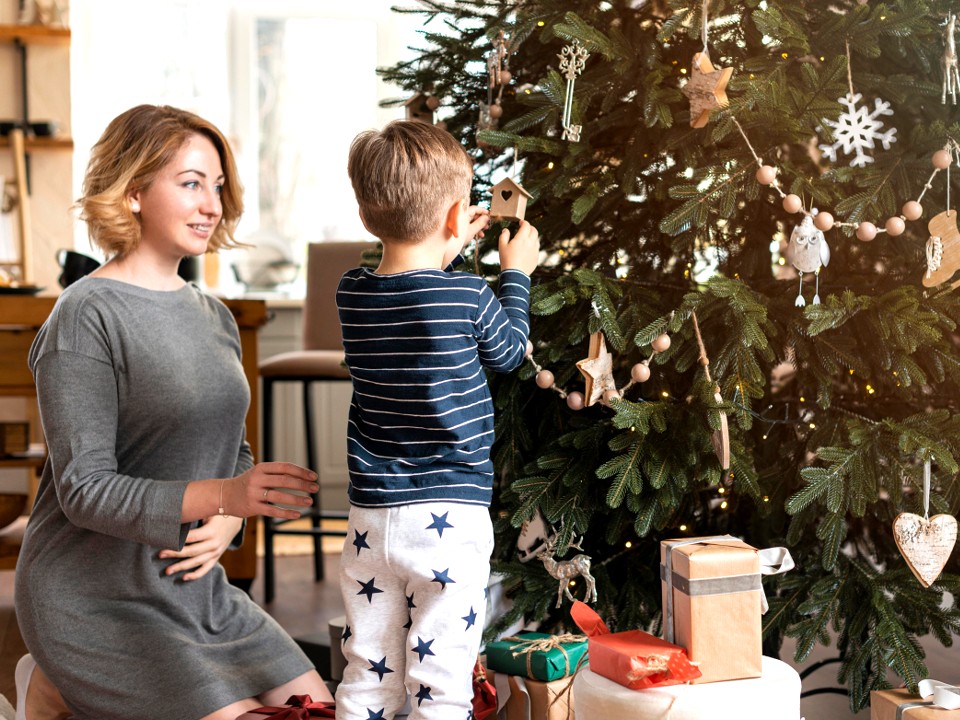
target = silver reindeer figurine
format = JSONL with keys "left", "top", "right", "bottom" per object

{"left": 944, "top": 14, "right": 959, "bottom": 104}
{"left": 537, "top": 537, "right": 598, "bottom": 608}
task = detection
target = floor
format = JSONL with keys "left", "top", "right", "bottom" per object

{"left": 0, "top": 527, "right": 955, "bottom": 718}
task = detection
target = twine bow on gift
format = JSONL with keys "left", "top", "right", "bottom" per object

{"left": 504, "top": 633, "right": 588, "bottom": 679}
{"left": 247, "top": 695, "right": 335, "bottom": 719}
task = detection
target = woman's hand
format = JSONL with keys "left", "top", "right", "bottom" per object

{"left": 222, "top": 461, "right": 319, "bottom": 520}
{"left": 158, "top": 515, "right": 243, "bottom": 581}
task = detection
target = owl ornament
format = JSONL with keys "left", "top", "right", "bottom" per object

{"left": 788, "top": 213, "right": 831, "bottom": 306}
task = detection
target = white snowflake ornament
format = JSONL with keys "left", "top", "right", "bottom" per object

{"left": 820, "top": 92, "right": 898, "bottom": 168}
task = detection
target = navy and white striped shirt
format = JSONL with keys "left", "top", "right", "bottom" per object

{"left": 337, "top": 264, "right": 531, "bottom": 507}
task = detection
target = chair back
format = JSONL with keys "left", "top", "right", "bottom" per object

{"left": 303, "top": 241, "right": 379, "bottom": 351}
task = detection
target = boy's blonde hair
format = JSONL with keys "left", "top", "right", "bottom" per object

{"left": 348, "top": 120, "right": 473, "bottom": 243}
{"left": 78, "top": 104, "right": 244, "bottom": 258}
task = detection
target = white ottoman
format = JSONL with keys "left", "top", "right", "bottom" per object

{"left": 573, "top": 656, "right": 801, "bottom": 720}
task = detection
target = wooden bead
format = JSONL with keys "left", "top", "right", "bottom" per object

{"left": 933, "top": 149, "right": 953, "bottom": 170}
{"left": 425, "top": 96, "right": 440, "bottom": 111}
{"left": 885, "top": 216, "right": 906, "bottom": 237}
{"left": 651, "top": 334, "right": 671, "bottom": 353}
{"left": 498, "top": 69, "right": 512, "bottom": 85}
{"left": 603, "top": 389, "right": 621, "bottom": 404}
{"left": 782, "top": 194, "right": 803, "bottom": 214}
{"left": 535, "top": 370, "right": 554, "bottom": 389}
{"left": 856, "top": 221, "right": 877, "bottom": 242}
{"left": 488, "top": 103, "right": 503, "bottom": 119}
{"left": 630, "top": 363, "right": 651, "bottom": 383}
{"left": 755, "top": 165, "right": 777, "bottom": 186}
{"left": 814, "top": 212, "right": 834, "bottom": 232}
{"left": 902, "top": 200, "right": 923, "bottom": 221}
{"left": 566, "top": 392, "right": 585, "bottom": 411}
{"left": 525, "top": 340, "right": 534, "bottom": 357}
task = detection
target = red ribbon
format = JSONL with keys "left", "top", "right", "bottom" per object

{"left": 246, "top": 695, "right": 335, "bottom": 719}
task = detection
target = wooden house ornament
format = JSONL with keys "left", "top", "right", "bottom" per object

{"left": 405, "top": 92, "right": 435, "bottom": 124}
{"left": 490, "top": 177, "right": 531, "bottom": 222}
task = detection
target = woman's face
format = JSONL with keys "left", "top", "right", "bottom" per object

{"left": 129, "top": 133, "right": 224, "bottom": 261}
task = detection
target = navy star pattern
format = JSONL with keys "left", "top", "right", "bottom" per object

{"left": 412, "top": 636, "right": 436, "bottom": 662}
{"left": 415, "top": 684, "right": 433, "bottom": 706}
{"left": 365, "top": 709, "right": 385, "bottom": 719}
{"left": 462, "top": 606, "right": 477, "bottom": 630}
{"left": 403, "top": 614, "right": 412, "bottom": 630}
{"left": 342, "top": 624, "right": 352, "bottom": 643}
{"left": 367, "top": 656, "right": 394, "bottom": 682}
{"left": 431, "top": 568, "right": 455, "bottom": 590}
{"left": 426, "top": 511, "right": 454, "bottom": 537}
{"left": 357, "top": 577, "right": 383, "bottom": 603}
{"left": 406, "top": 592, "right": 417, "bottom": 609}
{"left": 352, "top": 529, "right": 371, "bottom": 556}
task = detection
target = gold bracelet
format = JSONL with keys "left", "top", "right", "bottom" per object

{"left": 218, "top": 478, "right": 230, "bottom": 518}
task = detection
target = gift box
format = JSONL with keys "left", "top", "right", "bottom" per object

{"left": 871, "top": 683, "right": 960, "bottom": 720}
{"left": 570, "top": 600, "right": 700, "bottom": 690}
{"left": 488, "top": 667, "right": 576, "bottom": 720}
{"left": 485, "top": 631, "right": 589, "bottom": 681}
{"left": 235, "top": 695, "right": 335, "bottom": 719}
{"left": 660, "top": 535, "right": 765, "bottom": 684}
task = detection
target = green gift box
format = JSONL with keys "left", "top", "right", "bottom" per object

{"left": 485, "top": 632, "right": 588, "bottom": 682}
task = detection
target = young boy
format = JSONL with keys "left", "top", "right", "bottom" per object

{"left": 335, "top": 119, "right": 540, "bottom": 720}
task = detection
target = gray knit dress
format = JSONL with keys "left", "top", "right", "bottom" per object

{"left": 15, "top": 278, "right": 313, "bottom": 720}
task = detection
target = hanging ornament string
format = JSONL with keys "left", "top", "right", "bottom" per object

{"left": 690, "top": 310, "right": 730, "bottom": 468}
{"left": 700, "top": 0, "right": 710, "bottom": 54}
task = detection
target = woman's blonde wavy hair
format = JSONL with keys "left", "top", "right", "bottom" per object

{"left": 78, "top": 105, "right": 244, "bottom": 258}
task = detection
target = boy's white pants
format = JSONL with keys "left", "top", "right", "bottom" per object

{"left": 335, "top": 502, "right": 493, "bottom": 720}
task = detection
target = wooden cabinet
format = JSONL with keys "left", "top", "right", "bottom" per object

{"left": 0, "top": 296, "right": 268, "bottom": 581}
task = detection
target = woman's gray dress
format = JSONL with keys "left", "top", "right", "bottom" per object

{"left": 15, "top": 278, "right": 313, "bottom": 720}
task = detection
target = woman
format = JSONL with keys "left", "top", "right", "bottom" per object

{"left": 14, "top": 105, "right": 333, "bottom": 719}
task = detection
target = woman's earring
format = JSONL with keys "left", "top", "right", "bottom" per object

{"left": 130, "top": 201, "right": 140, "bottom": 213}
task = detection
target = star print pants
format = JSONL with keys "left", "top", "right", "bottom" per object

{"left": 336, "top": 502, "right": 493, "bottom": 720}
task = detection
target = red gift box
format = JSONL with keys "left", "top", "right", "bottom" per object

{"left": 570, "top": 601, "right": 701, "bottom": 690}
{"left": 235, "top": 695, "right": 335, "bottom": 719}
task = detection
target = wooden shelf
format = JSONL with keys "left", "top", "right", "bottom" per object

{"left": 0, "top": 136, "right": 72, "bottom": 151}
{"left": 0, "top": 443, "right": 45, "bottom": 469}
{"left": 0, "top": 24, "right": 70, "bottom": 45}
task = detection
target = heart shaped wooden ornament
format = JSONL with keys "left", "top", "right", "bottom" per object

{"left": 893, "top": 512, "right": 958, "bottom": 588}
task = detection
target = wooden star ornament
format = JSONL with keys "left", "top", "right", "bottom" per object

{"left": 576, "top": 331, "right": 618, "bottom": 406}
{"left": 682, "top": 52, "right": 733, "bottom": 128}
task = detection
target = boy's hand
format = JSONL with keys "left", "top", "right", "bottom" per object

{"left": 462, "top": 206, "right": 490, "bottom": 254}
{"left": 499, "top": 220, "right": 540, "bottom": 275}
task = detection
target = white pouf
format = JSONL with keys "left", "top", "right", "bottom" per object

{"left": 573, "top": 656, "right": 801, "bottom": 720}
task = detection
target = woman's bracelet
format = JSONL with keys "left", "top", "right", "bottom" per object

{"left": 218, "top": 478, "right": 230, "bottom": 518}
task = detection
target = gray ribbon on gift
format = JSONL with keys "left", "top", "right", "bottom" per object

{"left": 896, "top": 701, "right": 934, "bottom": 719}
{"left": 661, "top": 536, "right": 795, "bottom": 644}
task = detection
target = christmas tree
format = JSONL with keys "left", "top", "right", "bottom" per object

{"left": 381, "top": 0, "right": 960, "bottom": 710}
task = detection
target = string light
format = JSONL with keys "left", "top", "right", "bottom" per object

{"left": 679, "top": 524, "right": 688, "bottom": 531}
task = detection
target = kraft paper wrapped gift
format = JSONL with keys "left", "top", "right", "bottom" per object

{"left": 660, "top": 536, "right": 777, "bottom": 684}
{"left": 871, "top": 681, "right": 960, "bottom": 720}
{"left": 570, "top": 600, "right": 701, "bottom": 690}
{"left": 485, "top": 632, "right": 589, "bottom": 682}
{"left": 488, "top": 667, "right": 576, "bottom": 720}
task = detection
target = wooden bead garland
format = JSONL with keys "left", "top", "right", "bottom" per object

{"left": 526, "top": 331, "right": 672, "bottom": 410}
{"left": 741, "top": 115, "right": 960, "bottom": 249}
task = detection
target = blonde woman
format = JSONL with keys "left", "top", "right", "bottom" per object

{"left": 15, "top": 105, "right": 333, "bottom": 720}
